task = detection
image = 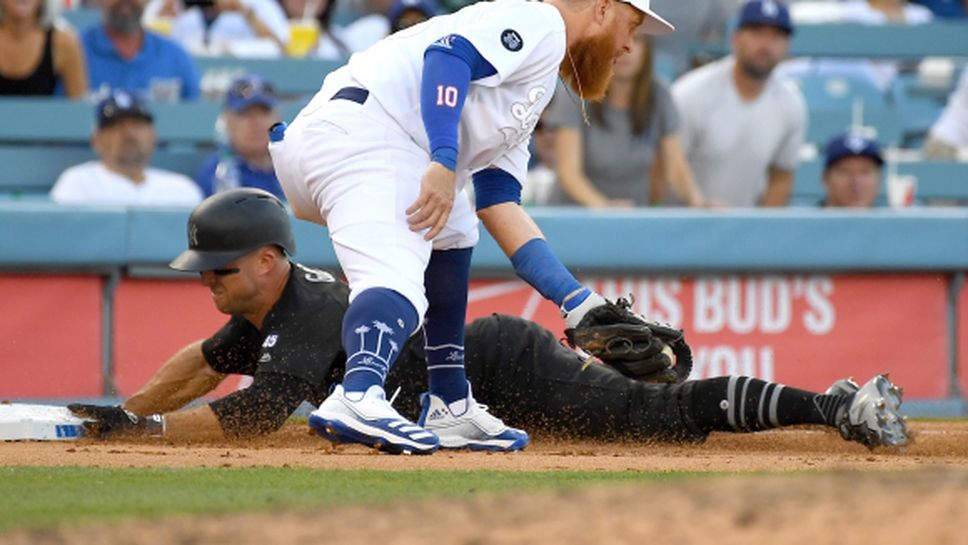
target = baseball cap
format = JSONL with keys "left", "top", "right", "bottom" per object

{"left": 619, "top": 0, "right": 675, "bottom": 36}
{"left": 824, "top": 132, "right": 884, "bottom": 170}
{"left": 388, "top": 0, "right": 438, "bottom": 31}
{"left": 737, "top": 0, "right": 793, "bottom": 35}
{"left": 96, "top": 89, "right": 153, "bottom": 129}
{"left": 224, "top": 74, "right": 278, "bottom": 112}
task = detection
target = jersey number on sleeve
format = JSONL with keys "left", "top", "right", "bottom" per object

{"left": 436, "top": 85, "right": 459, "bottom": 108}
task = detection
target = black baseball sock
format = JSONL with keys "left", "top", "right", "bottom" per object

{"left": 688, "top": 376, "right": 850, "bottom": 433}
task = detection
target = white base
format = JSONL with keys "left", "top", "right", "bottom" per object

{"left": 0, "top": 403, "right": 88, "bottom": 440}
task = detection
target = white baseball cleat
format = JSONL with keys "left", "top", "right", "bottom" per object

{"left": 309, "top": 385, "right": 439, "bottom": 455}
{"left": 837, "top": 374, "right": 911, "bottom": 449}
{"left": 418, "top": 383, "right": 529, "bottom": 452}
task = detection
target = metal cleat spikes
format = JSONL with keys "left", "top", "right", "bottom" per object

{"left": 838, "top": 374, "right": 912, "bottom": 449}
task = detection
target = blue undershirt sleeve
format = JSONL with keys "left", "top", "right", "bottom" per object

{"left": 421, "top": 34, "right": 498, "bottom": 171}
{"left": 472, "top": 168, "right": 521, "bottom": 210}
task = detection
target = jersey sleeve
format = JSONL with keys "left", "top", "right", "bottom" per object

{"left": 201, "top": 316, "right": 263, "bottom": 375}
{"left": 455, "top": 4, "right": 565, "bottom": 88}
{"left": 481, "top": 137, "right": 530, "bottom": 188}
{"left": 254, "top": 295, "right": 346, "bottom": 388}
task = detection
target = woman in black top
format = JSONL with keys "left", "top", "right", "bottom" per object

{"left": 0, "top": 0, "right": 87, "bottom": 97}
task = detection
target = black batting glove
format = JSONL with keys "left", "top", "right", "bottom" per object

{"left": 67, "top": 404, "right": 164, "bottom": 438}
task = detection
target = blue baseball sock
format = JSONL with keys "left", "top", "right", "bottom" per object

{"left": 341, "top": 288, "right": 419, "bottom": 395}
{"left": 424, "top": 248, "right": 473, "bottom": 404}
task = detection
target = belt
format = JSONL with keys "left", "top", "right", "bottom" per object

{"left": 330, "top": 86, "right": 369, "bottom": 104}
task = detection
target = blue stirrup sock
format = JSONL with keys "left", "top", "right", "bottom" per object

{"left": 341, "top": 288, "right": 419, "bottom": 395}
{"left": 424, "top": 248, "right": 473, "bottom": 404}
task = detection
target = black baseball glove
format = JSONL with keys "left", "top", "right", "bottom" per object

{"left": 67, "top": 404, "right": 164, "bottom": 438}
{"left": 564, "top": 297, "right": 693, "bottom": 384}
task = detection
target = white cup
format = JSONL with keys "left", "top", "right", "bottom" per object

{"left": 886, "top": 175, "right": 917, "bottom": 208}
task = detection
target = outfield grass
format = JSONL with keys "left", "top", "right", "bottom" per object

{"left": 0, "top": 467, "right": 694, "bottom": 531}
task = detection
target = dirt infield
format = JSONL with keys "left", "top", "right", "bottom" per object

{"left": 3, "top": 420, "right": 967, "bottom": 544}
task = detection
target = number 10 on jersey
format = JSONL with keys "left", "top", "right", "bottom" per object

{"left": 436, "top": 85, "right": 459, "bottom": 107}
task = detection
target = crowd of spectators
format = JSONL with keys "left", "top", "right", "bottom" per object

{"left": 0, "top": 0, "right": 966, "bottom": 208}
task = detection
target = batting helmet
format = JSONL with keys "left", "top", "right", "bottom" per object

{"left": 169, "top": 188, "right": 296, "bottom": 272}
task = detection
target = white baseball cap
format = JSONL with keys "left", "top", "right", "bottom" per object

{"left": 619, "top": 0, "right": 675, "bottom": 35}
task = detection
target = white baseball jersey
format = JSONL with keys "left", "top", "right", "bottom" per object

{"left": 327, "top": 0, "right": 566, "bottom": 185}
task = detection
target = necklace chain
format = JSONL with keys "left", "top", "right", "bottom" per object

{"left": 565, "top": 47, "right": 591, "bottom": 126}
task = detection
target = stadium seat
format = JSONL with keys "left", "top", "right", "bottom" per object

{"left": 890, "top": 74, "right": 947, "bottom": 148}
{"left": 782, "top": 73, "right": 903, "bottom": 146}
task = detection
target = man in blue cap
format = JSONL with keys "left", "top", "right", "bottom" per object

{"left": 673, "top": 0, "right": 806, "bottom": 208}
{"left": 50, "top": 89, "right": 203, "bottom": 206}
{"left": 195, "top": 74, "right": 285, "bottom": 200}
{"left": 820, "top": 131, "right": 884, "bottom": 208}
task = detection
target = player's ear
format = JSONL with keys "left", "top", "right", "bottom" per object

{"left": 593, "top": 0, "right": 611, "bottom": 24}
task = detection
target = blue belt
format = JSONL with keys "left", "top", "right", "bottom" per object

{"left": 330, "top": 86, "right": 369, "bottom": 104}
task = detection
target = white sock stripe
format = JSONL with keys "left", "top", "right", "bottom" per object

{"left": 738, "top": 377, "right": 751, "bottom": 430}
{"left": 757, "top": 383, "right": 771, "bottom": 428}
{"left": 426, "top": 364, "right": 467, "bottom": 370}
{"left": 726, "top": 375, "right": 739, "bottom": 431}
{"left": 344, "top": 367, "right": 386, "bottom": 379}
{"left": 426, "top": 344, "right": 464, "bottom": 351}
{"left": 769, "top": 385, "right": 785, "bottom": 427}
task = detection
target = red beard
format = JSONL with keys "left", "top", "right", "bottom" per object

{"left": 558, "top": 32, "right": 617, "bottom": 102}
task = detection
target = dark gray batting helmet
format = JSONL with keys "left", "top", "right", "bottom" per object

{"left": 169, "top": 188, "right": 296, "bottom": 272}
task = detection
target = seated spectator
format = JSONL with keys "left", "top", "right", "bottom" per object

{"left": 195, "top": 75, "right": 283, "bottom": 199}
{"left": 820, "top": 131, "right": 884, "bottom": 208}
{"left": 923, "top": 69, "right": 968, "bottom": 159}
{"left": 278, "top": 0, "right": 350, "bottom": 59}
{"left": 387, "top": 0, "right": 437, "bottom": 33}
{"left": 50, "top": 89, "right": 203, "bottom": 206}
{"left": 778, "top": 0, "right": 933, "bottom": 92}
{"left": 81, "top": 0, "right": 200, "bottom": 100}
{"left": 673, "top": 0, "right": 806, "bottom": 208}
{"left": 0, "top": 0, "right": 87, "bottom": 97}
{"left": 546, "top": 33, "right": 705, "bottom": 208}
{"left": 144, "top": 0, "right": 290, "bottom": 56}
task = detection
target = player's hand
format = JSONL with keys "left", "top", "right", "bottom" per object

{"left": 68, "top": 404, "right": 162, "bottom": 438}
{"left": 407, "top": 162, "right": 456, "bottom": 240}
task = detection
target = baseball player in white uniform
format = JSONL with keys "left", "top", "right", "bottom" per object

{"left": 269, "top": 0, "right": 674, "bottom": 455}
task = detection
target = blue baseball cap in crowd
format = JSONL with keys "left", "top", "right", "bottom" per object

{"left": 225, "top": 74, "right": 277, "bottom": 112}
{"left": 96, "top": 89, "right": 153, "bottom": 129}
{"left": 388, "top": 0, "right": 439, "bottom": 31}
{"left": 824, "top": 132, "right": 885, "bottom": 170}
{"left": 737, "top": 0, "right": 794, "bottom": 34}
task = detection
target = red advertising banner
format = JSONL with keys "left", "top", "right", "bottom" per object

{"left": 467, "top": 274, "right": 950, "bottom": 398}
{"left": 2, "top": 273, "right": 952, "bottom": 400}
{"left": 113, "top": 278, "right": 243, "bottom": 398}
{"left": 2, "top": 275, "right": 103, "bottom": 398}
